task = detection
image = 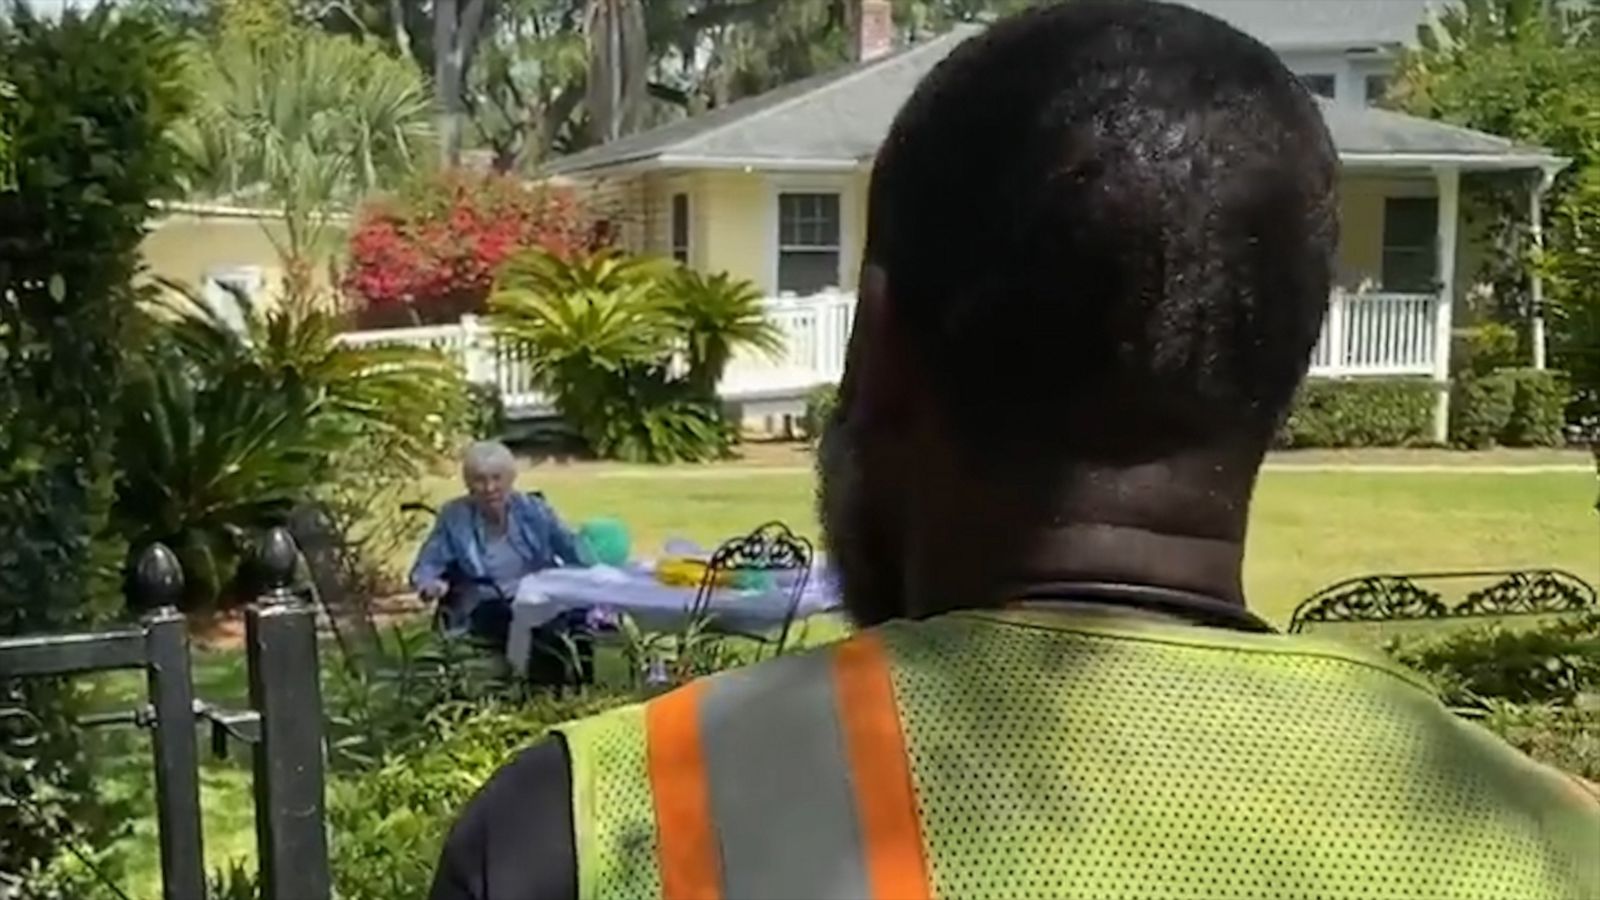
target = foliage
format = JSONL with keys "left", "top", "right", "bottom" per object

{"left": 802, "top": 383, "right": 839, "bottom": 441}
{"left": 1542, "top": 173, "right": 1600, "bottom": 424}
{"left": 1395, "top": 0, "right": 1600, "bottom": 425}
{"left": 0, "top": 4, "right": 190, "bottom": 889}
{"left": 1452, "top": 366, "right": 1570, "bottom": 448}
{"left": 207, "top": 857, "right": 263, "bottom": 900}
{"left": 1502, "top": 367, "right": 1572, "bottom": 445}
{"left": 113, "top": 285, "right": 466, "bottom": 609}
{"left": 1387, "top": 615, "right": 1600, "bottom": 707}
{"left": 328, "top": 692, "right": 633, "bottom": 900}
{"left": 1453, "top": 322, "right": 1523, "bottom": 377}
{"left": 662, "top": 268, "right": 783, "bottom": 398}
{"left": 467, "top": 383, "right": 509, "bottom": 439}
{"left": 1452, "top": 370, "right": 1519, "bottom": 449}
{"left": 1275, "top": 378, "right": 1437, "bottom": 449}
{"left": 344, "top": 172, "right": 591, "bottom": 325}
{"left": 489, "top": 249, "right": 767, "bottom": 462}
{"left": 1480, "top": 700, "right": 1600, "bottom": 781}
{"left": 1386, "top": 614, "right": 1600, "bottom": 779}
{"left": 173, "top": 17, "right": 433, "bottom": 294}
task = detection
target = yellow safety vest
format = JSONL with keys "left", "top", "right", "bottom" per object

{"left": 557, "top": 608, "right": 1600, "bottom": 900}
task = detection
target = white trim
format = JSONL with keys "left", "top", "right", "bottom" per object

{"left": 149, "top": 200, "right": 353, "bottom": 224}
{"left": 1339, "top": 152, "right": 1570, "bottom": 171}
{"left": 558, "top": 150, "right": 1565, "bottom": 179}
{"left": 1529, "top": 166, "right": 1558, "bottom": 370}
{"left": 767, "top": 175, "right": 856, "bottom": 296}
{"left": 1431, "top": 166, "right": 1461, "bottom": 444}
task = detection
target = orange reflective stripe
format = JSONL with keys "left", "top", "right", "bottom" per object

{"left": 834, "top": 634, "right": 932, "bottom": 900}
{"left": 646, "top": 681, "right": 721, "bottom": 900}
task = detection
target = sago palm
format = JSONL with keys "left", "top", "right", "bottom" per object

{"left": 114, "top": 283, "right": 466, "bottom": 609}
{"left": 661, "top": 268, "right": 784, "bottom": 398}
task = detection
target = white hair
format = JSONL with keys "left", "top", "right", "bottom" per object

{"left": 461, "top": 440, "right": 517, "bottom": 478}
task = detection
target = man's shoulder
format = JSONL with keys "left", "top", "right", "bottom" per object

{"left": 429, "top": 736, "right": 576, "bottom": 900}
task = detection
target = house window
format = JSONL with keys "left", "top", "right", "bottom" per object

{"left": 1298, "top": 73, "right": 1336, "bottom": 99}
{"left": 1364, "top": 74, "right": 1390, "bottom": 106}
{"left": 1381, "top": 197, "right": 1439, "bottom": 293}
{"left": 670, "top": 193, "right": 690, "bottom": 264}
{"left": 777, "top": 192, "right": 841, "bottom": 295}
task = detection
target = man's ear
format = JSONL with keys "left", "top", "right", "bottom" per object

{"left": 846, "top": 263, "right": 918, "bottom": 426}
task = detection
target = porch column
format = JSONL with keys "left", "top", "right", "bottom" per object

{"left": 1529, "top": 165, "right": 1558, "bottom": 370}
{"left": 1432, "top": 166, "right": 1461, "bottom": 445}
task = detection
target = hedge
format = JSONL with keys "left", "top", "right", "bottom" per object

{"left": 801, "top": 383, "right": 838, "bottom": 441}
{"left": 1275, "top": 378, "right": 1436, "bottom": 449}
{"left": 0, "top": 6, "right": 190, "bottom": 890}
{"left": 1451, "top": 367, "right": 1570, "bottom": 449}
{"left": 803, "top": 374, "right": 1566, "bottom": 450}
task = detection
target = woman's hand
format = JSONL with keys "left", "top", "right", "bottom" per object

{"left": 419, "top": 579, "right": 450, "bottom": 602}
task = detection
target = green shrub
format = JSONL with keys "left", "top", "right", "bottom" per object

{"left": 1386, "top": 615, "right": 1600, "bottom": 707}
{"left": 1452, "top": 323, "right": 1521, "bottom": 377}
{"left": 1479, "top": 701, "right": 1600, "bottom": 781}
{"left": 1385, "top": 615, "right": 1600, "bottom": 779}
{"left": 1503, "top": 368, "right": 1570, "bottom": 447}
{"left": 1451, "top": 371, "right": 1517, "bottom": 449}
{"left": 1452, "top": 367, "right": 1570, "bottom": 448}
{"left": 329, "top": 694, "right": 633, "bottom": 900}
{"left": 802, "top": 384, "right": 839, "bottom": 441}
{"left": 112, "top": 288, "right": 466, "bottom": 610}
{"left": 0, "top": 5, "right": 189, "bottom": 887}
{"left": 489, "top": 249, "right": 773, "bottom": 463}
{"left": 466, "top": 382, "right": 507, "bottom": 439}
{"left": 1275, "top": 378, "right": 1435, "bottom": 448}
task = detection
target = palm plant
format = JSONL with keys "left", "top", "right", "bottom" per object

{"left": 488, "top": 248, "right": 734, "bottom": 462}
{"left": 114, "top": 283, "right": 466, "bottom": 609}
{"left": 661, "top": 268, "right": 784, "bottom": 398}
{"left": 173, "top": 27, "right": 434, "bottom": 298}
{"left": 115, "top": 348, "right": 324, "bottom": 608}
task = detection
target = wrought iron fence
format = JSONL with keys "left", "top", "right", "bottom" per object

{"left": 0, "top": 527, "right": 330, "bottom": 900}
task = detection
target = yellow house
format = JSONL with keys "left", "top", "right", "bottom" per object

{"left": 139, "top": 201, "right": 346, "bottom": 321}
{"left": 541, "top": 12, "right": 1567, "bottom": 440}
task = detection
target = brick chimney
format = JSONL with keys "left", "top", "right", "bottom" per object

{"left": 853, "top": 0, "right": 895, "bottom": 62}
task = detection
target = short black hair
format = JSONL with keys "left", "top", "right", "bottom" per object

{"left": 865, "top": 0, "right": 1338, "bottom": 461}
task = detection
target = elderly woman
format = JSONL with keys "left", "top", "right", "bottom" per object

{"left": 410, "top": 441, "right": 584, "bottom": 642}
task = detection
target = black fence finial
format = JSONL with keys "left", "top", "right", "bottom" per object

{"left": 134, "top": 543, "right": 185, "bottom": 610}
{"left": 256, "top": 527, "right": 299, "bottom": 600}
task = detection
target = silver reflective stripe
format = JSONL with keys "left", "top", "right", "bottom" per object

{"left": 697, "top": 650, "right": 871, "bottom": 900}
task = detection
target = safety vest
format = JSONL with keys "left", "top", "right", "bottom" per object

{"left": 556, "top": 609, "right": 1600, "bottom": 900}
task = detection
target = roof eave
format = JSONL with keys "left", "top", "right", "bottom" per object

{"left": 545, "top": 153, "right": 868, "bottom": 179}
{"left": 1339, "top": 151, "right": 1571, "bottom": 172}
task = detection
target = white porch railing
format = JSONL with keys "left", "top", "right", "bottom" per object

{"left": 336, "top": 287, "right": 1440, "bottom": 418}
{"left": 1309, "top": 289, "right": 1440, "bottom": 377}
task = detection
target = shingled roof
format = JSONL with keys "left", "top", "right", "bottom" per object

{"left": 545, "top": 9, "right": 1561, "bottom": 178}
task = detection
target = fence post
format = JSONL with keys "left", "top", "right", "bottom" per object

{"left": 245, "top": 527, "right": 332, "bottom": 900}
{"left": 1326, "top": 288, "right": 1348, "bottom": 376}
{"left": 460, "top": 314, "right": 494, "bottom": 385}
{"left": 137, "top": 544, "right": 208, "bottom": 900}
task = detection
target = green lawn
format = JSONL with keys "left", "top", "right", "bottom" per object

{"left": 416, "top": 458, "right": 1598, "bottom": 625}
{"left": 92, "top": 454, "right": 1596, "bottom": 897}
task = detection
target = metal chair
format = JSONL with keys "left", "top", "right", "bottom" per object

{"left": 1287, "top": 568, "right": 1598, "bottom": 634}
{"left": 688, "top": 521, "right": 815, "bottom": 657}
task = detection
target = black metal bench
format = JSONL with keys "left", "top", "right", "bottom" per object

{"left": 1287, "top": 568, "right": 1598, "bottom": 634}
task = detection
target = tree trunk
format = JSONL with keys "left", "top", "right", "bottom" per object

{"left": 434, "top": 0, "right": 462, "bottom": 166}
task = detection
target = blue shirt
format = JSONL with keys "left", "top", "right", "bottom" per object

{"left": 409, "top": 493, "right": 584, "bottom": 624}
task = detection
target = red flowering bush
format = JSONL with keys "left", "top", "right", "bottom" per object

{"left": 344, "top": 172, "right": 594, "bottom": 326}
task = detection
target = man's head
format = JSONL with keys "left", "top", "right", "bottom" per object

{"left": 819, "top": 0, "right": 1338, "bottom": 625}
{"left": 462, "top": 440, "right": 518, "bottom": 519}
